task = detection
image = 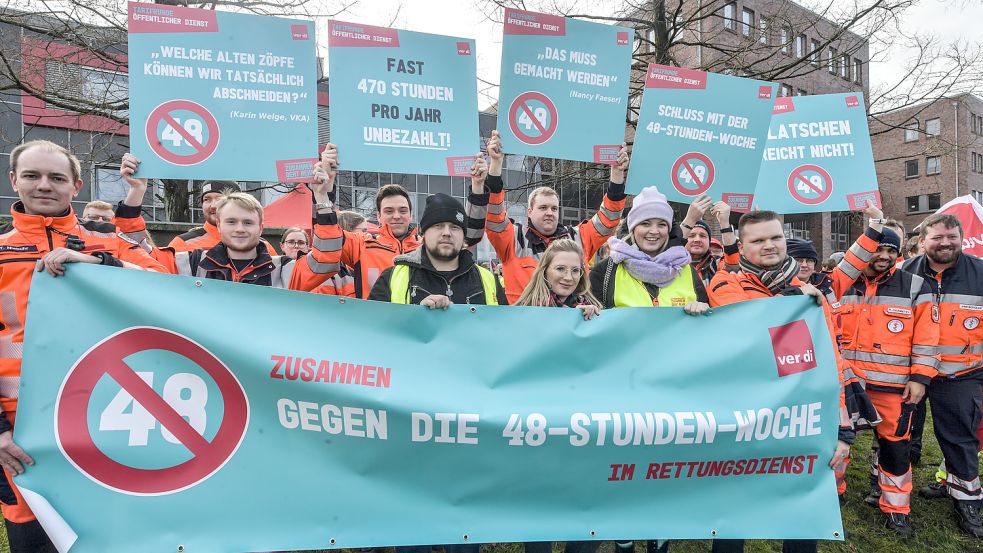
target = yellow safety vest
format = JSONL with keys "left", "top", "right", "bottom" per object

{"left": 612, "top": 263, "right": 698, "bottom": 308}
{"left": 389, "top": 264, "right": 499, "bottom": 305}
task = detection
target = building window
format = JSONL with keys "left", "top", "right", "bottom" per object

{"left": 810, "top": 39, "right": 820, "bottom": 66}
{"left": 796, "top": 89, "right": 807, "bottom": 96}
{"left": 904, "top": 120, "right": 919, "bottom": 142}
{"left": 723, "top": 3, "right": 736, "bottom": 30}
{"left": 973, "top": 190, "right": 983, "bottom": 205}
{"left": 905, "top": 159, "right": 919, "bottom": 178}
{"left": 44, "top": 61, "right": 129, "bottom": 118}
{"left": 94, "top": 166, "right": 128, "bottom": 203}
{"left": 759, "top": 18, "right": 768, "bottom": 44}
{"left": 741, "top": 8, "right": 754, "bottom": 36}
{"left": 795, "top": 34, "right": 806, "bottom": 58}
{"left": 926, "top": 156, "right": 941, "bottom": 175}
{"left": 907, "top": 193, "right": 942, "bottom": 213}
{"left": 828, "top": 47, "right": 838, "bottom": 74}
{"left": 780, "top": 84, "right": 793, "bottom": 97}
{"left": 973, "top": 152, "right": 983, "bottom": 173}
{"left": 925, "top": 118, "right": 941, "bottom": 136}
{"left": 840, "top": 54, "right": 850, "bottom": 80}
{"left": 853, "top": 58, "right": 863, "bottom": 84}
{"left": 780, "top": 27, "right": 790, "bottom": 54}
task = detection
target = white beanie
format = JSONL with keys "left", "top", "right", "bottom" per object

{"left": 627, "top": 186, "right": 674, "bottom": 232}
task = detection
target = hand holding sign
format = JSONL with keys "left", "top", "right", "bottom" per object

{"left": 0, "top": 430, "right": 33, "bottom": 476}
{"left": 864, "top": 200, "right": 884, "bottom": 232}
{"left": 314, "top": 144, "right": 339, "bottom": 195}
{"left": 711, "top": 200, "right": 732, "bottom": 227}
{"left": 684, "top": 194, "right": 713, "bottom": 228}
{"left": 120, "top": 153, "right": 149, "bottom": 208}
{"left": 610, "top": 144, "right": 629, "bottom": 185}
{"left": 487, "top": 130, "right": 504, "bottom": 176}
{"left": 471, "top": 154, "right": 488, "bottom": 192}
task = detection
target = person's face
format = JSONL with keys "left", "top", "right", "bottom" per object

{"left": 545, "top": 251, "right": 582, "bottom": 299}
{"left": 281, "top": 231, "right": 309, "bottom": 258}
{"left": 218, "top": 204, "right": 262, "bottom": 253}
{"left": 632, "top": 218, "right": 669, "bottom": 256}
{"left": 202, "top": 192, "right": 223, "bottom": 226}
{"left": 423, "top": 222, "right": 464, "bottom": 262}
{"left": 686, "top": 227, "right": 710, "bottom": 258}
{"left": 528, "top": 193, "right": 559, "bottom": 235}
{"left": 10, "top": 147, "right": 82, "bottom": 216}
{"left": 921, "top": 223, "right": 962, "bottom": 265}
{"left": 796, "top": 258, "right": 816, "bottom": 280}
{"left": 379, "top": 195, "right": 411, "bottom": 237}
{"left": 868, "top": 246, "right": 899, "bottom": 274}
{"left": 740, "top": 220, "right": 787, "bottom": 268}
{"left": 82, "top": 206, "right": 114, "bottom": 224}
{"left": 709, "top": 244, "right": 724, "bottom": 257}
{"left": 353, "top": 220, "right": 369, "bottom": 234}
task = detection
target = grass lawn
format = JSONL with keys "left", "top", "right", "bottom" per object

{"left": 1, "top": 414, "right": 981, "bottom": 552}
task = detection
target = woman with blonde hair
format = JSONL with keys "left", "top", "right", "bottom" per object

{"left": 514, "top": 239, "right": 601, "bottom": 319}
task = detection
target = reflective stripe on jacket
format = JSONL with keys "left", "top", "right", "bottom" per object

{"left": 830, "top": 227, "right": 940, "bottom": 390}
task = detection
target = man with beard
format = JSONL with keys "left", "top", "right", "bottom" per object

{"left": 903, "top": 213, "right": 983, "bottom": 538}
{"left": 683, "top": 200, "right": 737, "bottom": 285}
{"left": 828, "top": 202, "right": 939, "bottom": 536}
{"left": 370, "top": 193, "right": 507, "bottom": 307}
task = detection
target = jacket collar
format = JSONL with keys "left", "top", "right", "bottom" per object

{"left": 203, "top": 221, "right": 220, "bottom": 240}
{"left": 393, "top": 245, "right": 477, "bottom": 279}
{"left": 378, "top": 223, "right": 420, "bottom": 249}
{"left": 11, "top": 201, "right": 79, "bottom": 239}
{"left": 200, "top": 240, "right": 276, "bottom": 278}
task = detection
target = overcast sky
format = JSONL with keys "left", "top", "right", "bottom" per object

{"left": 318, "top": 0, "right": 983, "bottom": 109}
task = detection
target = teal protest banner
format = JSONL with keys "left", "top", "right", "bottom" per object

{"left": 128, "top": 2, "right": 318, "bottom": 181}
{"left": 16, "top": 266, "right": 843, "bottom": 552}
{"left": 626, "top": 65, "right": 776, "bottom": 210}
{"left": 753, "top": 93, "right": 880, "bottom": 213}
{"left": 497, "top": 8, "right": 632, "bottom": 164}
{"left": 327, "top": 21, "right": 479, "bottom": 176}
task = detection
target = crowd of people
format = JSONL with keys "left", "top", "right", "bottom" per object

{"left": 0, "top": 136, "right": 981, "bottom": 552}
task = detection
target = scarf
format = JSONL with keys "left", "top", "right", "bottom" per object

{"left": 607, "top": 237, "right": 691, "bottom": 287}
{"left": 739, "top": 255, "right": 800, "bottom": 295}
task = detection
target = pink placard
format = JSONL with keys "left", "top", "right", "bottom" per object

{"left": 846, "top": 96, "right": 861, "bottom": 108}
{"left": 446, "top": 156, "right": 477, "bottom": 177}
{"left": 128, "top": 1, "right": 218, "bottom": 33}
{"left": 758, "top": 85, "right": 773, "bottom": 100}
{"left": 291, "top": 25, "right": 309, "bottom": 40}
{"left": 773, "top": 97, "right": 795, "bottom": 114}
{"left": 847, "top": 190, "right": 882, "bottom": 211}
{"left": 722, "top": 193, "right": 754, "bottom": 213}
{"left": 456, "top": 42, "right": 472, "bottom": 56}
{"left": 645, "top": 64, "right": 707, "bottom": 89}
{"left": 616, "top": 32, "right": 630, "bottom": 46}
{"left": 276, "top": 158, "right": 317, "bottom": 183}
{"left": 769, "top": 320, "right": 818, "bottom": 378}
{"left": 593, "top": 145, "right": 621, "bottom": 165}
{"left": 503, "top": 8, "right": 566, "bottom": 36}
{"left": 328, "top": 20, "right": 400, "bottom": 47}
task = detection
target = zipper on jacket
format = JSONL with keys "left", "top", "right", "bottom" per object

{"left": 45, "top": 226, "right": 54, "bottom": 251}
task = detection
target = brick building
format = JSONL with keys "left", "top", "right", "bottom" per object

{"left": 871, "top": 93, "right": 983, "bottom": 235}
{"left": 630, "top": 0, "right": 871, "bottom": 257}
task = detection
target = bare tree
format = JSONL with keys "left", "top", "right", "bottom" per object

{"left": 0, "top": 0, "right": 353, "bottom": 221}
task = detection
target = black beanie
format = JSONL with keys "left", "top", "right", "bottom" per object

{"left": 419, "top": 193, "right": 466, "bottom": 233}
{"left": 879, "top": 228, "right": 902, "bottom": 252}
{"left": 201, "top": 180, "right": 240, "bottom": 196}
{"left": 786, "top": 238, "right": 819, "bottom": 263}
{"left": 692, "top": 220, "right": 712, "bottom": 237}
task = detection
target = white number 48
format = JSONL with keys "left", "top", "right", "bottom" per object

{"left": 99, "top": 372, "right": 208, "bottom": 446}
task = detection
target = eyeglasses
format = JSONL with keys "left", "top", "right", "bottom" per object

{"left": 283, "top": 240, "right": 308, "bottom": 247}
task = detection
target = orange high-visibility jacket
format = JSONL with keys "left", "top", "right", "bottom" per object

{"left": 902, "top": 252, "right": 983, "bottom": 379}
{"left": 830, "top": 227, "right": 940, "bottom": 391}
{"left": 479, "top": 174, "right": 626, "bottom": 304}
{"left": 335, "top": 225, "right": 420, "bottom": 299}
{"left": 0, "top": 204, "right": 164, "bottom": 416}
